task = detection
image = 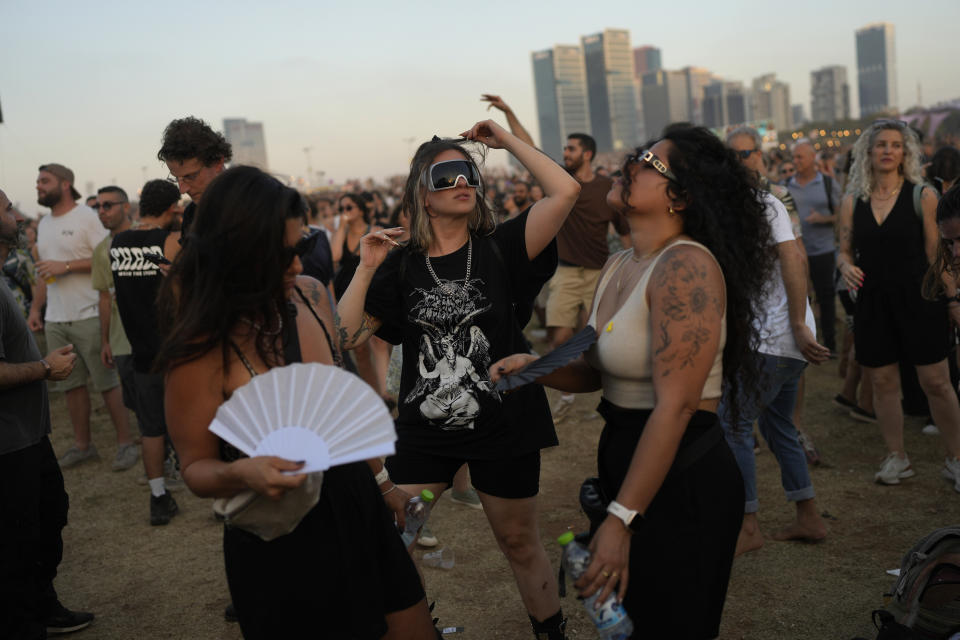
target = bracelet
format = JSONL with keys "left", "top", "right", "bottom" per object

{"left": 381, "top": 484, "right": 398, "bottom": 497}
{"left": 374, "top": 466, "right": 390, "bottom": 485}
{"left": 65, "top": 261, "right": 71, "bottom": 273}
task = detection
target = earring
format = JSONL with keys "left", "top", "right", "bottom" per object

{"left": 668, "top": 206, "right": 675, "bottom": 217}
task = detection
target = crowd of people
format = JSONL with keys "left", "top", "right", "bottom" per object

{"left": 3, "top": 98, "right": 960, "bottom": 640}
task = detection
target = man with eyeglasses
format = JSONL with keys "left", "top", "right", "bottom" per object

{"left": 156, "top": 116, "right": 232, "bottom": 239}
{"left": 720, "top": 127, "right": 830, "bottom": 555}
{"left": 90, "top": 186, "right": 139, "bottom": 472}
{"left": 727, "top": 127, "right": 800, "bottom": 236}
{"left": 29, "top": 164, "right": 136, "bottom": 470}
{"left": 110, "top": 179, "right": 184, "bottom": 525}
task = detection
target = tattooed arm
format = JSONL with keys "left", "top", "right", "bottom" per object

{"left": 581, "top": 245, "right": 725, "bottom": 596}
{"left": 334, "top": 227, "right": 402, "bottom": 351}
{"left": 836, "top": 194, "right": 863, "bottom": 290}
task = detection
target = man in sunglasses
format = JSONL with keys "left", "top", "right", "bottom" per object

{"left": 90, "top": 186, "right": 140, "bottom": 472}
{"left": 157, "top": 116, "right": 232, "bottom": 240}
{"left": 30, "top": 164, "right": 137, "bottom": 470}
{"left": 110, "top": 179, "right": 183, "bottom": 525}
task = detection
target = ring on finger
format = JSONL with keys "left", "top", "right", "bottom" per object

{"left": 601, "top": 570, "right": 610, "bottom": 578}
{"left": 610, "top": 571, "right": 619, "bottom": 579}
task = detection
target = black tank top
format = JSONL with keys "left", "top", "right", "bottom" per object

{"left": 852, "top": 180, "right": 927, "bottom": 290}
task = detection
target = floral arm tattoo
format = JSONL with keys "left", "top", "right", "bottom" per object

{"left": 651, "top": 250, "right": 723, "bottom": 379}
{"left": 334, "top": 311, "right": 378, "bottom": 350}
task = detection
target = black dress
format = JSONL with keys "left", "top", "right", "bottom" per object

{"left": 852, "top": 181, "right": 950, "bottom": 367}
{"left": 221, "top": 295, "right": 423, "bottom": 639}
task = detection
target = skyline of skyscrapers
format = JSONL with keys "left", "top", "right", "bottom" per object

{"left": 581, "top": 29, "right": 640, "bottom": 154}
{"left": 811, "top": 65, "right": 851, "bottom": 122}
{"left": 531, "top": 46, "right": 591, "bottom": 161}
{"left": 223, "top": 118, "right": 268, "bottom": 169}
{"left": 751, "top": 73, "right": 793, "bottom": 132}
{"left": 856, "top": 22, "right": 898, "bottom": 117}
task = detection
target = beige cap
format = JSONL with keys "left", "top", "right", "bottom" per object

{"left": 38, "top": 163, "right": 82, "bottom": 201}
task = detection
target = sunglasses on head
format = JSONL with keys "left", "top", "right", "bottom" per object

{"left": 873, "top": 118, "right": 907, "bottom": 129}
{"left": 282, "top": 231, "right": 319, "bottom": 266}
{"left": 425, "top": 160, "right": 480, "bottom": 192}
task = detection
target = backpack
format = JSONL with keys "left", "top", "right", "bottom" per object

{"left": 872, "top": 526, "right": 960, "bottom": 639}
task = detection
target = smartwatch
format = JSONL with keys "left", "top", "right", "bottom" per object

{"left": 40, "top": 359, "right": 52, "bottom": 379}
{"left": 607, "top": 500, "right": 645, "bottom": 533}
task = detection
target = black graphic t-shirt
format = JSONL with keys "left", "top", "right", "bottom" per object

{"left": 365, "top": 210, "right": 558, "bottom": 459}
{"left": 111, "top": 228, "right": 170, "bottom": 372}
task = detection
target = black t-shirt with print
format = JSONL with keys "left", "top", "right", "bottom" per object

{"left": 364, "top": 210, "right": 558, "bottom": 459}
{"left": 111, "top": 228, "right": 170, "bottom": 372}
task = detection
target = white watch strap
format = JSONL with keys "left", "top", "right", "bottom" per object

{"left": 606, "top": 500, "right": 638, "bottom": 527}
{"left": 374, "top": 466, "right": 390, "bottom": 485}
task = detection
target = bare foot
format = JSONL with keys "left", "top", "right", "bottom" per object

{"left": 771, "top": 519, "right": 828, "bottom": 543}
{"left": 734, "top": 525, "right": 765, "bottom": 557}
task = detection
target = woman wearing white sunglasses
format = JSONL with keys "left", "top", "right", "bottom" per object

{"left": 337, "top": 119, "right": 579, "bottom": 639}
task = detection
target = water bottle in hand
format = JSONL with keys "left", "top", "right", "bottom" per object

{"left": 557, "top": 531, "right": 633, "bottom": 640}
{"left": 400, "top": 489, "right": 435, "bottom": 547}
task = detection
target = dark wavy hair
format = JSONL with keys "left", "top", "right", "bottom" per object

{"left": 618, "top": 126, "right": 775, "bottom": 422}
{"left": 338, "top": 193, "right": 370, "bottom": 224}
{"left": 928, "top": 147, "right": 960, "bottom": 195}
{"left": 139, "top": 179, "right": 181, "bottom": 218}
{"left": 157, "top": 116, "right": 233, "bottom": 166}
{"left": 922, "top": 183, "right": 960, "bottom": 300}
{"left": 155, "top": 166, "right": 305, "bottom": 371}
{"left": 401, "top": 138, "right": 496, "bottom": 254}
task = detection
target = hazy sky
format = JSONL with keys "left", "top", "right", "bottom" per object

{"left": 2, "top": 0, "right": 958, "bottom": 215}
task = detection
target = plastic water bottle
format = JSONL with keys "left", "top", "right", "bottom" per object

{"left": 557, "top": 531, "right": 634, "bottom": 640}
{"left": 400, "top": 489, "right": 435, "bottom": 546}
{"left": 422, "top": 548, "right": 455, "bottom": 569}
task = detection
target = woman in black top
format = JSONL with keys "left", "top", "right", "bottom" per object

{"left": 838, "top": 120, "right": 960, "bottom": 487}
{"left": 337, "top": 120, "right": 580, "bottom": 639}
{"left": 157, "top": 167, "right": 433, "bottom": 639}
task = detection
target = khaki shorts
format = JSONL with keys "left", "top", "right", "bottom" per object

{"left": 45, "top": 318, "right": 119, "bottom": 393}
{"left": 546, "top": 265, "right": 602, "bottom": 329}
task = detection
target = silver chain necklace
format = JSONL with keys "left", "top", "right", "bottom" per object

{"left": 425, "top": 235, "right": 472, "bottom": 295}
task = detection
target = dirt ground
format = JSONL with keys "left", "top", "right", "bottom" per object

{"left": 47, "top": 328, "right": 959, "bottom": 640}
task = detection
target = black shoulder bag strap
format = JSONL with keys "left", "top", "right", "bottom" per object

{"left": 822, "top": 174, "right": 834, "bottom": 215}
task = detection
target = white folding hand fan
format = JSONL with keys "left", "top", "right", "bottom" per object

{"left": 208, "top": 362, "right": 396, "bottom": 474}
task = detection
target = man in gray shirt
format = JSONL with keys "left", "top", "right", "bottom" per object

{"left": 788, "top": 139, "right": 843, "bottom": 353}
{"left": 0, "top": 187, "right": 94, "bottom": 636}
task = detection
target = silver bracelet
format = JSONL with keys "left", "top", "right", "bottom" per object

{"left": 381, "top": 484, "right": 398, "bottom": 497}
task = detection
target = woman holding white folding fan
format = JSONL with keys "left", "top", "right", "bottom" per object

{"left": 157, "top": 166, "right": 434, "bottom": 640}
{"left": 337, "top": 120, "right": 580, "bottom": 640}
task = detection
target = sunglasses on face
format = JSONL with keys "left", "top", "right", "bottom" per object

{"left": 96, "top": 201, "right": 125, "bottom": 211}
{"left": 425, "top": 160, "right": 480, "bottom": 192}
{"left": 282, "top": 231, "right": 319, "bottom": 266}
{"left": 780, "top": 167, "right": 795, "bottom": 175}
{"left": 735, "top": 149, "right": 757, "bottom": 160}
{"left": 627, "top": 150, "right": 680, "bottom": 185}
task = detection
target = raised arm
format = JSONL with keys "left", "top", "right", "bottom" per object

{"left": 462, "top": 120, "right": 580, "bottom": 260}
{"left": 481, "top": 94, "right": 535, "bottom": 147}
{"left": 576, "top": 245, "right": 724, "bottom": 603}
{"left": 334, "top": 228, "right": 403, "bottom": 350}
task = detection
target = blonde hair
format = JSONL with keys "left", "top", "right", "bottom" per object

{"left": 847, "top": 122, "right": 924, "bottom": 202}
{"left": 402, "top": 139, "right": 497, "bottom": 254}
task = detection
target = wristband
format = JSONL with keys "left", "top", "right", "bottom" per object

{"left": 381, "top": 484, "right": 398, "bottom": 497}
{"left": 374, "top": 466, "right": 390, "bottom": 485}
{"left": 40, "top": 359, "right": 52, "bottom": 379}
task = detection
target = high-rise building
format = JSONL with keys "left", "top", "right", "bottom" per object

{"left": 223, "top": 118, "right": 268, "bottom": 169}
{"left": 531, "top": 45, "right": 591, "bottom": 161}
{"left": 633, "top": 46, "right": 662, "bottom": 76}
{"left": 792, "top": 104, "right": 807, "bottom": 127}
{"left": 751, "top": 73, "right": 792, "bottom": 132}
{"left": 683, "top": 66, "right": 716, "bottom": 126}
{"left": 810, "top": 65, "right": 850, "bottom": 123}
{"left": 641, "top": 69, "right": 689, "bottom": 139}
{"left": 856, "top": 22, "right": 897, "bottom": 116}
{"left": 703, "top": 80, "right": 750, "bottom": 129}
{"left": 582, "top": 29, "right": 640, "bottom": 153}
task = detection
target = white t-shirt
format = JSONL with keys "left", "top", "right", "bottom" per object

{"left": 36, "top": 204, "right": 108, "bottom": 322}
{"left": 756, "top": 193, "right": 818, "bottom": 361}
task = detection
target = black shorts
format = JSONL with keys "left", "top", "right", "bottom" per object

{"left": 114, "top": 354, "right": 137, "bottom": 412}
{"left": 854, "top": 283, "right": 951, "bottom": 368}
{"left": 132, "top": 370, "right": 168, "bottom": 438}
{"left": 223, "top": 462, "right": 423, "bottom": 639}
{"left": 385, "top": 448, "right": 541, "bottom": 499}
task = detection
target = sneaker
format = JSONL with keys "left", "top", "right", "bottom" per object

{"left": 112, "top": 442, "right": 140, "bottom": 471}
{"left": 551, "top": 395, "right": 575, "bottom": 424}
{"left": 875, "top": 453, "right": 915, "bottom": 485}
{"left": 942, "top": 458, "right": 960, "bottom": 493}
{"left": 150, "top": 491, "right": 180, "bottom": 526}
{"left": 449, "top": 488, "right": 483, "bottom": 510}
{"left": 832, "top": 394, "right": 857, "bottom": 410}
{"left": 58, "top": 444, "right": 99, "bottom": 469}
{"left": 797, "top": 429, "right": 821, "bottom": 466}
{"left": 849, "top": 406, "right": 878, "bottom": 424}
{"left": 45, "top": 603, "right": 94, "bottom": 635}
{"left": 922, "top": 423, "right": 941, "bottom": 436}
{"left": 418, "top": 523, "right": 439, "bottom": 548}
